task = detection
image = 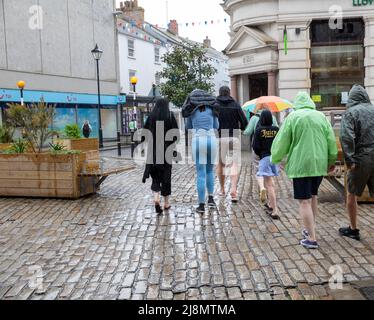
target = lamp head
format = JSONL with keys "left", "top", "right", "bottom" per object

{"left": 130, "top": 76, "right": 138, "bottom": 85}
{"left": 17, "top": 80, "right": 25, "bottom": 90}
{"left": 91, "top": 44, "right": 103, "bottom": 60}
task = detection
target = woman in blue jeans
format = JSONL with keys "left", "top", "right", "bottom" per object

{"left": 183, "top": 89, "right": 219, "bottom": 213}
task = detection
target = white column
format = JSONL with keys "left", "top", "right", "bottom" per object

{"left": 364, "top": 17, "right": 374, "bottom": 101}
{"left": 278, "top": 22, "right": 311, "bottom": 101}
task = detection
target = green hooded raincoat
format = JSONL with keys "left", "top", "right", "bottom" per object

{"left": 271, "top": 92, "right": 337, "bottom": 179}
{"left": 340, "top": 85, "right": 374, "bottom": 167}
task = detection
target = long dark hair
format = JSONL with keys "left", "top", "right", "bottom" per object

{"left": 150, "top": 98, "right": 170, "bottom": 122}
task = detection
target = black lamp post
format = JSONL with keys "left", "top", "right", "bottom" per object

{"left": 91, "top": 44, "right": 104, "bottom": 148}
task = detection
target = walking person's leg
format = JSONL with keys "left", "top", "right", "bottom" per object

{"left": 230, "top": 137, "right": 241, "bottom": 202}
{"left": 300, "top": 199, "right": 316, "bottom": 241}
{"left": 294, "top": 178, "right": 319, "bottom": 249}
{"left": 347, "top": 193, "right": 358, "bottom": 230}
{"left": 217, "top": 160, "right": 226, "bottom": 195}
{"left": 193, "top": 135, "right": 208, "bottom": 213}
{"left": 252, "top": 152, "right": 267, "bottom": 202}
{"left": 151, "top": 171, "right": 163, "bottom": 214}
{"left": 207, "top": 136, "right": 217, "bottom": 207}
{"left": 217, "top": 137, "right": 228, "bottom": 195}
{"left": 264, "top": 176, "right": 279, "bottom": 219}
{"left": 161, "top": 165, "right": 172, "bottom": 210}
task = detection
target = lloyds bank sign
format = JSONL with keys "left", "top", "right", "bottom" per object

{"left": 353, "top": 0, "right": 374, "bottom": 6}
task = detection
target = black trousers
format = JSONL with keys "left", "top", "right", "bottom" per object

{"left": 150, "top": 165, "right": 172, "bottom": 197}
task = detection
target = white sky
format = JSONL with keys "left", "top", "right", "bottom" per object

{"left": 116, "top": 0, "right": 231, "bottom": 51}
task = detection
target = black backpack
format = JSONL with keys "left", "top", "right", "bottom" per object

{"left": 83, "top": 124, "right": 91, "bottom": 137}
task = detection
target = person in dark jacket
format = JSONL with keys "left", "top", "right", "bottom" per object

{"left": 339, "top": 84, "right": 374, "bottom": 241}
{"left": 142, "top": 98, "right": 179, "bottom": 214}
{"left": 216, "top": 86, "right": 248, "bottom": 203}
{"left": 253, "top": 109, "right": 280, "bottom": 219}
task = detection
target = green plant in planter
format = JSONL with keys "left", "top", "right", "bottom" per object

{"left": 49, "top": 142, "right": 66, "bottom": 152}
{"left": 6, "top": 100, "right": 57, "bottom": 153}
{"left": 0, "top": 125, "right": 15, "bottom": 143}
{"left": 5, "top": 138, "right": 28, "bottom": 154}
{"left": 64, "top": 124, "right": 82, "bottom": 139}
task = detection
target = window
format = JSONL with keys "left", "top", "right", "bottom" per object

{"left": 155, "top": 73, "right": 161, "bottom": 86}
{"left": 310, "top": 19, "right": 365, "bottom": 109}
{"left": 129, "top": 70, "right": 136, "bottom": 91}
{"left": 154, "top": 47, "right": 160, "bottom": 64}
{"left": 128, "top": 39, "right": 135, "bottom": 58}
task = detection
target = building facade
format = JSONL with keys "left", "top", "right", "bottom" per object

{"left": 223, "top": 0, "right": 374, "bottom": 109}
{"left": 0, "top": 0, "right": 123, "bottom": 139}
{"left": 117, "top": 0, "right": 230, "bottom": 134}
{"left": 117, "top": 17, "right": 168, "bottom": 133}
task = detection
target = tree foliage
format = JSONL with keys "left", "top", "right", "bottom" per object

{"left": 6, "top": 100, "right": 57, "bottom": 153}
{"left": 158, "top": 43, "right": 217, "bottom": 107}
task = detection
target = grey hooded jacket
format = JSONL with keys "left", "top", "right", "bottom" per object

{"left": 340, "top": 85, "right": 374, "bottom": 166}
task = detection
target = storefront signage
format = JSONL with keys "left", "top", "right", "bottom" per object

{"left": 0, "top": 89, "right": 126, "bottom": 105}
{"left": 353, "top": 0, "right": 374, "bottom": 6}
{"left": 312, "top": 95, "right": 322, "bottom": 103}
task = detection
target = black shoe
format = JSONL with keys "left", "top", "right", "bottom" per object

{"left": 155, "top": 204, "right": 163, "bottom": 215}
{"left": 208, "top": 196, "right": 216, "bottom": 208}
{"left": 339, "top": 226, "right": 360, "bottom": 241}
{"left": 196, "top": 204, "right": 205, "bottom": 214}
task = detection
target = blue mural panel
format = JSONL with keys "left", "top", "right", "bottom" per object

{"left": 53, "top": 108, "right": 76, "bottom": 134}
{"left": 77, "top": 107, "right": 99, "bottom": 138}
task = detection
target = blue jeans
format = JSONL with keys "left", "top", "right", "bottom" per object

{"left": 192, "top": 133, "right": 217, "bottom": 204}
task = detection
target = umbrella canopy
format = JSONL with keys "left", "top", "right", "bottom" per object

{"left": 242, "top": 96, "right": 293, "bottom": 115}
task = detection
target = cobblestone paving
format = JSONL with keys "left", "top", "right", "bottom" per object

{"left": 0, "top": 155, "right": 373, "bottom": 300}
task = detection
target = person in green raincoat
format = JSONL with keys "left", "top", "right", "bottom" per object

{"left": 244, "top": 106, "right": 278, "bottom": 203}
{"left": 271, "top": 92, "right": 337, "bottom": 249}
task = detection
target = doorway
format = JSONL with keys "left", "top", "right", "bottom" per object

{"left": 249, "top": 73, "right": 268, "bottom": 99}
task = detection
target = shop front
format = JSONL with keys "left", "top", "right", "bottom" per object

{"left": 223, "top": 0, "right": 374, "bottom": 109}
{"left": 0, "top": 89, "right": 125, "bottom": 140}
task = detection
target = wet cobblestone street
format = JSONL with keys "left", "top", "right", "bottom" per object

{"left": 0, "top": 155, "right": 373, "bottom": 300}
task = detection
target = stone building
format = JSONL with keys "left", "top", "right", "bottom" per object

{"left": 222, "top": 0, "right": 374, "bottom": 109}
{"left": 0, "top": 0, "right": 123, "bottom": 140}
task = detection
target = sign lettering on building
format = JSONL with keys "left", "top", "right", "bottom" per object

{"left": 243, "top": 54, "right": 255, "bottom": 65}
{"left": 353, "top": 0, "right": 374, "bottom": 6}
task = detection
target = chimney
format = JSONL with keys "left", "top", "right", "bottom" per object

{"left": 168, "top": 20, "right": 179, "bottom": 35}
{"left": 203, "top": 36, "right": 211, "bottom": 48}
{"left": 119, "top": 0, "right": 145, "bottom": 26}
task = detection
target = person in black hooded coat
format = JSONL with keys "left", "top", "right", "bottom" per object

{"left": 253, "top": 109, "right": 280, "bottom": 220}
{"left": 142, "top": 98, "right": 179, "bottom": 214}
{"left": 215, "top": 86, "right": 248, "bottom": 202}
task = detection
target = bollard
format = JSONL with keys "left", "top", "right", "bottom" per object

{"left": 131, "top": 130, "right": 135, "bottom": 158}
{"left": 117, "top": 131, "right": 121, "bottom": 156}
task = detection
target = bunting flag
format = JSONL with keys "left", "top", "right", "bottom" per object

{"left": 283, "top": 25, "right": 288, "bottom": 55}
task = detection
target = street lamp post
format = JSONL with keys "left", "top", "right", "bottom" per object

{"left": 130, "top": 76, "right": 138, "bottom": 158}
{"left": 17, "top": 81, "right": 25, "bottom": 106}
{"left": 91, "top": 44, "right": 104, "bottom": 149}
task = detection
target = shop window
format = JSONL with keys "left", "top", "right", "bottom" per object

{"left": 310, "top": 19, "right": 364, "bottom": 109}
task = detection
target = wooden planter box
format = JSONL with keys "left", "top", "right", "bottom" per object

{"left": 57, "top": 138, "right": 99, "bottom": 152}
{"left": 0, "top": 143, "right": 11, "bottom": 152}
{"left": 0, "top": 152, "right": 100, "bottom": 199}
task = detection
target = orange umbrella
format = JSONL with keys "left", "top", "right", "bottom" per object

{"left": 242, "top": 96, "right": 293, "bottom": 114}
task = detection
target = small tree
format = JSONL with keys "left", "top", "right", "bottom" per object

{"left": 6, "top": 100, "right": 57, "bottom": 153}
{"left": 64, "top": 124, "right": 82, "bottom": 139}
{"left": 158, "top": 43, "right": 217, "bottom": 107}
{"left": 0, "top": 124, "right": 14, "bottom": 143}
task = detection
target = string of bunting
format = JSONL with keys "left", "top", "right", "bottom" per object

{"left": 178, "top": 18, "right": 230, "bottom": 28}
{"left": 117, "top": 21, "right": 163, "bottom": 45}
